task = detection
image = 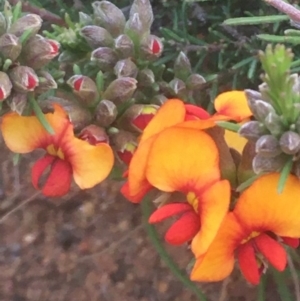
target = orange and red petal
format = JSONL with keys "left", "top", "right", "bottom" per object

{"left": 234, "top": 173, "right": 300, "bottom": 238}
{"left": 1, "top": 104, "right": 71, "bottom": 153}
{"left": 184, "top": 104, "right": 211, "bottom": 120}
{"left": 281, "top": 237, "right": 299, "bottom": 248}
{"left": 68, "top": 139, "right": 114, "bottom": 189}
{"left": 120, "top": 180, "right": 152, "bottom": 203}
{"left": 32, "top": 154, "right": 72, "bottom": 197}
{"left": 191, "top": 213, "right": 244, "bottom": 282}
{"left": 146, "top": 127, "right": 220, "bottom": 193}
{"left": 164, "top": 211, "right": 200, "bottom": 245}
{"left": 149, "top": 203, "right": 192, "bottom": 223}
{"left": 140, "top": 99, "right": 186, "bottom": 143}
{"left": 191, "top": 180, "right": 231, "bottom": 257}
{"left": 214, "top": 91, "right": 252, "bottom": 122}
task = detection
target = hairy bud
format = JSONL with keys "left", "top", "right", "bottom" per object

{"left": 6, "top": 92, "right": 27, "bottom": 114}
{"left": 279, "top": 131, "right": 300, "bottom": 155}
{"left": 81, "top": 25, "right": 114, "bottom": 48}
{"left": 253, "top": 153, "right": 287, "bottom": 174}
{"left": 91, "top": 47, "right": 118, "bottom": 71}
{"left": 9, "top": 66, "right": 39, "bottom": 92}
{"left": 247, "top": 98, "right": 275, "bottom": 122}
{"left": 255, "top": 135, "right": 281, "bottom": 157}
{"left": 137, "top": 69, "right": 155, "bottom": 87}
{"left": 174, "top": 51, "right": 192, "bottom": 81}
{"left": 130, "top": 0, "right": 154, "bottom": 32}
{"left": 0, "top": 33, "right": 22, "bottom": 61}
{"left": 9, "top": 14, "right": 42, "bottom": 38}
{"left": 0, "top": 72, "right": 12, "bottom": 101}
{"left": 264, "top": 112, "right": 285, "bottom": 136}
{"left": 169, "top": 78, "right": 187, "bottom": 98}
{"left": 114, "top": 34, "right": 134, "bottom": 59}
{"left": 125, "top": 13, "right": 144, "bottom": 44}
{"left": 79, "top": 125, "right": 109, "bottom": 145}
{"left": 114, "top": 58, "right": 138, "bottom": 78}
{"left": 186, "top": 74, "right": 206, "bottom": 90}
{"left": 239, "top": 121, "right": 267, "bottom": 140}
{"left": 95, "top": 99, "right": 118, "bottom": 127}
{"left": 139, "top": 35, "right": 163, "bottom": 60}
{"left": 35, "top": 71, "right": 57, "bottom": 94}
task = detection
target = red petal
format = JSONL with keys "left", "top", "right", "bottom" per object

{"left": 32, "top": 154, "right": 55, "bottom": 189}
{"left": 48, "top": 40, "right": 59, "bottom": 55}
{"left": 117, "top": 149, "right": 134, "bottom": 165}
{"left": 255, "top": 234, "right": 287, "bottom": 271}
{"left": 0, "top": 87, "right": 4, "bottom": 100}
{"left": 165, "top": 211, "right": 200, "bottom": 245}
{"left": 74, "top": 77, "right": 83, "bottom": 91}
{"left": 132, "top": 113, "right": 155, "bottom": 131}
{"left": 184, "top": 104, "right": 211, "bottom": 120}
{"left": 281, "top": 237, "right": 299, "bottom": 248}
{"left": 120, "top": 180, "right": 152, "bottom": 203}
{"left": 149, "top": 203, "right": 192, "bottom": 223}
{"left": 237, "top": 241, "right": 261, "bottom": 285}
{"left": 152, "top": 39, "right": 161, "bottom": 54}
{"left": 27, "top": 73, "right": 37, "bottom": 90}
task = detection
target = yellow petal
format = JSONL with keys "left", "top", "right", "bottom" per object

{"left": 224, "top": 130, "right": 247, "bottom": 153}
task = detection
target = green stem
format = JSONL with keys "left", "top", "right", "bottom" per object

{"left": 277, "top": 158, "right": 293, "bottom": 194}
{"left": 141, "top": 198, "right": 207, "bottom": 301}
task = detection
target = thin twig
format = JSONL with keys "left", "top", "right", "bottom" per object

{"left": 9, "top": 0, "right": 66, "bottom": 26}
{"left": 218, "top": 277, "right": 231, "bottom": 301}
{"left": 265, "top": 0, "right": 300, "bottom": 23}
{"left": 287, "top": 253, "right": 300, "bottom": 301}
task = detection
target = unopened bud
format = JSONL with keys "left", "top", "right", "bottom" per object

{"left": 78, "top": 125, "right": 109, "bottom": 145}
{"left": 91, "top": 47, "right": 118, "bottom": 71}
{"left": 279, "top": 131, "right": 300, "bottom": 155}
{"left": 6, "top": 92, "right": 27, "bottom": 114}
{"left": 9, "top": 14, "right": 42, "bottom": 38}
{"left": 0, "top": 72, "right": 12, "bottom": 101}
{"left": 92, "top": 1, "right": 126, "bottom": 37}
{"left": 264, "top": 112, "right": 285, "bottom": 136}
{"left": 255, "top": 135, "right": 281, "bottom": 157}
{"left": 81, "top": 25, "right": 114, "bottom": 48}
{"left": 9, "top": 66, "right": 39, "bottom": 92}
{"left": 35, "top": 71, "right": 57, "bottom": 94}
{"left": 253, "top": 153, "right": 287, "bottom": 174}
{"left": 137, "top": 69, "right": 155, "bottom": 87}
{"left": 247, "top": 99, "right": 275, "bottom": 122}
{"left": 169, "top": 78, "right": 187, "bottom": 98}
{"left": 151, "top": 94, "right": 167, "bottom": 105}
{"left": 130, "top": 0, "right": 154, "bottom": 32}
{"left": 245, "top": 89, "right": 263, "bottom": 102}
{"left": 67, "top": 75, "right": 98, "bottom": 106}
{"left": 0, "top": 13, "right": 7, "bottom": 36}
{"left": 95, "top": 99, "right": 118, "bottom": 127}
{"left": 186, "top": 74, "right": 206, "bottom": 90}
{"left": 239, "top": 121, "right": 267, "bottom": 140}
{"left": 111, "top": 130, "right": 137, "bottom": 165}
{"left": 79, "top": 12, "right": 93, "bottom": 25}
{"left": 0, "top": 33, "right": 22, "bottom": 61}
{"left": 174, "top": 51, "right": 192, "bottom": 81}
{"left": 114, "top": 34, "right": 134, "bottom": 59}
{"left": 114, "top": 58, "right": 138, "bottom": 78}
{"left": 139, "top": 35, "right": 163, "bottom": 60}
{"left": 124, "top": 13, "right": 144, "bottom": 45}
{"left": 118, "top": 104, "right": 159, "bottom": 133}
{"left": 103, "top": 77, "right": 137, "bottom": 104}
{"left": 258, "top": 82, "right": 272, "bottom": 103}
{"left": 289, "top": 74, "right": 300, "bottom": 95}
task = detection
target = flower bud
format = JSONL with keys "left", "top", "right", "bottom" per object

{"left": 258, "top": 82, "right": 272, "bottom": 103}
{"left": 174, "top": 51, "right": 192, "bottom": 81}
{"left": 110, "top": 130, "right": 137, "bottom": 165}
{"left": 124, "top": 13, "right": 145, "bottom": 45}
{"left": 41, "top": 97, "right": 92, "bottom": 131}
{"left": 79, "top": 12, "right": 93, "bottom": 26}
{"left": 137, "top": 69, "right": 155, "bottom": 87}
{"left": 95, "top": 99, "right": 118, "bottom": 127}
{"left": 186, "top": 74, "right": 206, "bottom": 90}
{"left": 35, "top": 71, "right": 57, "bottom": 94}
{"left": 0, "top": 33, "right": 22, "bottom": 61}
{"left": 253, "top": 153, "right": 287, "bottom": 174}
{"left": 78, "top": 125, "right": 109, "bottom": 145}
{"left": 264, "top": 112, "right": 285, "bottom": 136}
{"left": 9, "top": 14, "right": 42, "bottom": 38}
{"left": 0, "top": 12, "right": 7, "bottom": 36}
{"left": 114, "top": 58, "right": 138, "bottom": 78}
{"left": 114, "top": 34, "right": 134, "bottom": 59}
{"left": 247, "top": 99, "right": 275, "bottom": 122}
{"left": 169, "top": 78, "right": 187, "bottom": 98}
{"left": 255, "top": 135, "right": 281, "bottom": 157}
{"left": 9, "top": 66, "right": 39, "bottom": 92}
{"left": 239, "top": 121, "right": 267, "bottom": 140}
{"left": 139, "top": 35, "right": 163, "bottom": 60}
{"left": 0, "top": 71, "right": 12, "bottom": 101}
{"left": 67, "top": 75, "right": 98, "bottom": 106}
{"left": 130, "top": 0, "right": 154, "bottom": 32}
{"left": 91, "top": 47, "right": 118, "bottom": 71}
{"left": 81, "top": 25, "right": 114, "bottom": 48}
{"left": 103, "top": 77, "right": 137, "bottom": 104}
{"left": 92, "top": 1, "right": 126, "bottom": 37}
{"left": 151, "top": 94, "right": 167, "bottom": 105}
{"left": 279, "top": 131, "right": 300, "bottom": 155}
{"left": 6, "top": 92, "right": 27, "bottom": 114}
{"left": 289, "top": 73, "right": 300, "bottom": 95}
{"left": 245, "top": 89, "right": 262, "bottom": 103}
{"left": 118, "top": 104, "right": 159, "bottom": 133}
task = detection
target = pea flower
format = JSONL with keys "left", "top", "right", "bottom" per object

{"left": 1, "top": 105, "right": 114, "bottom": 197}
{"left": 191, "top": 173, "right": 300, "bottom": 285}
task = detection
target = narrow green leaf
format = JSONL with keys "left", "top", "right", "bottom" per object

{"left": 12, "top": 1, "right": 22, "bottom": 23}
{"left": 96, "top": 71, "right": 104, "bottom": 93}
{"left": 277, "top": 159, "right": 293, "bottom": 194}
{"left": 257, "top": 274, "right": 267, "bottom": 301}
{"left": 141, "top": 198, "right": 207, "bottom": 301}
{"left": 224, "top": 15, "right": 288, "bottom": 26}
{"left": 231, "top": 57, "right": 254, "bottom": 70}
{"left": 28, "top": 94, "right": 54, "bottom": 135}
{"left": 257, "top": 34, "right": 300, "bottom": 44}
{"left": 236, "top": 174, "right": 262, "bottom": 192}
{"left": 12, "top": 153, "right": 20, "bottom": 166}
{"left": 73, "top": 64, "right": 82, "bottom": 75}
{"left": 272, "top": 268, "right": 293, "bottom": 301}
{"left": 19, "top": 28, "right": 34, "bottom": 44}
{"left": 216, "top": 121, "right": 241, "bottom": 132}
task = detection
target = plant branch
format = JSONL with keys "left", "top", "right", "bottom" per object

{"left": 265, "top": 0, "right": 300, "bottom": 23}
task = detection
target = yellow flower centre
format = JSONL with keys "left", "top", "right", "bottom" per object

{"left": 187, "top": 192, "right": 199, "bottom": 213}
{"left": 241, "top": 231, "right": 260, "bottom": 244}
{"left": 46, "top": 144, "right": 65, "bottom": 160}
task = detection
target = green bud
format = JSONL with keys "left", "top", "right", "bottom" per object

{"left": 139, "top": 34, "right": 163, "bottom": 60}
{"left": 6, "top": 92, "right": 27, "bottom": 114}
{"left": 124, "top": 13, "right": 144, "bottom": 45}
{"left": 35, "top": 71, "right": 57, "bottom": 94}
{"left": 174, "top": 51, "right": 192, "bottom": 81}
{"left": 81, "top": 25, "right": 114, "bottom": 48}
{"left": 0, "top": 33, "right": 21, "bottom": 61}
{"left": 186, "top": 74, "right": 206, "bottom": 90}
{"left": 91, "top": 47, "right": 118, "bottom": 71}
{"left": 9, "top": 14, "right": 42, "bottom": 38}
{"left": 130, "top": 0, "right": 154, "bottom": 32}
{"left": 137, "top": 69, "right": 155, "bottom": 87}
{"left": 0, "top": 71, "right": 12, "bottom": 101}
{"left": 279, "top": 131, "right": 300, "bottom": 155}
{"left": 253, "top": 153, "right": 287, "bottom": 174}
{"left": 239, "top": 121, "right": 267, "bottom": 140}
{"left": 114, "top": 58, "right": 138, "bottom": 78}
{"left": 95, "top": 99, "right": 118, "bottom": 127}
{"left": 92, "top": 1, "right": 126, "bottom": 37}
{"left": 255, "top": 135, "right": 281, "bottom": 157}
{"left": 9, "top": 66, "right": 39, "bottom": 93}
{"left": 103, "top": 77, "right": 137, "bottom": 104}
{"left": 114, "top": 34, "right": 134, "bottom": 59}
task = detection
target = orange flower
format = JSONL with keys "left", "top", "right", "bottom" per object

{"left": 1, "top": 105, "right": 114, "bottom": 197}
{"left": 191, "top": 173, "right": 300, "bottom": 285}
